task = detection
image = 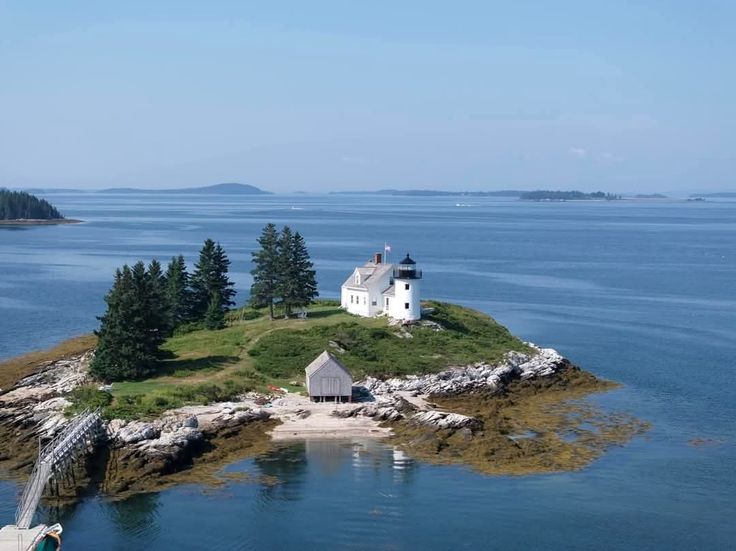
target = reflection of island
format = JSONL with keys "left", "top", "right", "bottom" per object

{"left": 254, "top": 443, "right": 308, "bottom": 502}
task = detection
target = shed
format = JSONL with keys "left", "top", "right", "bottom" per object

{"left": 305, "top": 351, "right": 353, "bottom": 402}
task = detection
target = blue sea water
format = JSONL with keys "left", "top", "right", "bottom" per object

{"left": 0, "top": 193, "right": 734, "bottom": 550}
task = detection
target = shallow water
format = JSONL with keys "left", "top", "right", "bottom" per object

{"left": 1, "top": 193, "right": 735, "bottom": 549}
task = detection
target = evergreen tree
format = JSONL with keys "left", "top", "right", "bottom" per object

{"left": 290, "top": 231, "right": 319, "bottom": 309}
{"left": 90, "top": 265, "right": 158, "bottom": 381}
{"left": 0, "top": 189, "right": 64, "bottom": 220}
{"left": 147, "top": 259, "right": 172, "bottom": 339}
{"left": 250, "top": 223, "right": 280, "bottom": 319}
{"left": 275, "top": 226, "right": 297, "bottom": 316}
{"left": 204, "top": 290, "right": 225, "bottom": 330}
{"left": 191, "top": 239, "right": 236, "bottom": 320}
{"left": 164, "top": 255, "right": 192, "bottom": 327}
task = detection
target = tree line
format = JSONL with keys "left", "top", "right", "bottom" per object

{"left": 0, "top": 189, "right": 64, "bottom": 220}
{"left": 90, "top": 239, "right": 235, "bottom": 381}
{"left": 91, "top": 226, "right": 318, "bottom": 382}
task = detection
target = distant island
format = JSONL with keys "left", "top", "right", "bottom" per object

{"left": 99, "top": 183, "right": 271, "bottom": 195}
{"left": 520, "top": 190, "right": 621, "bottom": 201}
{"left": 689, "top": 192, "right": 736, "bottom": 198}
{"left": 330, "top": 189, "right": 524, "bottom": 197}
{"left": 633, "top": 193, "right": 668, "bottom": 199}
{"left": 0, "top": 189, "right": 80, "bottom": 225}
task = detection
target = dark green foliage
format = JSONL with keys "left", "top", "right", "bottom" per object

{"left": 0, "top": 189, "right": 64, "bottom": 220}
{"left": 204, "top": 291, "right": 226, "bottom": 330}
{"left": 191, "top": 239, "right": 235, "bottom": 320}
{"left": 165, "top": 255, "right": 192, "bottom": 327}
{"left": 277, "top": 229, "right": 318, "bottom": 316}
{"left": 251, "top": 224, "right": 318, "bottom": 318}
{"left": 90, "top": 262, "right": 172, "bottom": 382}
{"left": 147, "top": 259, "right": 172, "bottom": 339}
{"left": 248, "top": 301, "right": 532, "bottom": 380}
{"left": 65, "top": 385, "right": 113, "bottom": 416}
{"left": 250, "top": 223, "right": 280, "bottom": 318}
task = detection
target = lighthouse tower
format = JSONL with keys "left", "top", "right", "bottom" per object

{"left": 389, "top": 253, "right": 422, "bottom": 321}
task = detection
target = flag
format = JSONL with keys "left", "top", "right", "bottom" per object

{"left": 384, "top": 243, "right": 391, "bottom": 252}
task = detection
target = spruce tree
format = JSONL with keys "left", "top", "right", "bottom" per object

{"left": 204, "top": 290, "right": 226, "bottom": 330}
{"left": 250, "top": 223, "right": 280, "bottom": 319}
{"left": 165, "top": 255, "right": 191, "bottom": 327}
{"left": 191, "top": 239, "right": 235, "bottom": 320}
{"left": 275, "top": 226, "right": 297, "bottom": 316}
{"left": 147, "top": 259, "right": 172, "bottom": 338}
{"left": 290, "top": 231, "right": 318, "bottom": 310}
{"left": 90, "top": 265, "right": 158, "bottom": 381}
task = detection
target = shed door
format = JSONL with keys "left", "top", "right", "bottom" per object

{"left": 321, "top": 377, "right": 340, "bottom": 396}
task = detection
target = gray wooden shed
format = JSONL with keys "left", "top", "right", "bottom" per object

{"left": 305, "top": 351, "right": 353, "bottom": 402}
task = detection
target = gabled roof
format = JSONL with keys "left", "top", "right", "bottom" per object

{"left": 382, "top": 284, "right": 395, "bottom": 297}
{"left": 341, "top": 262, "right": 394, "bottom": 290}
{"left": 305, "top": 350, "right": 352, "bottom": 378}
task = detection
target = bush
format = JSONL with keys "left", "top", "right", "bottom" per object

{"left": 66, "top": 385, "right": 113, "bottom": 416}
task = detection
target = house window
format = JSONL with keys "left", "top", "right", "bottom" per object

{"left": 386, "top": 298, "right": 390, "bottom": 307}
{"left": 404, "top": 283, "right": 410, "bottom": 290}
{"left": 355, "top": 274, "right": 360, "bottom": 284}
{"left": 371, "top": 300, "right": 377, "bottom": 306}
{"left": 404, "top": 302, "right": 410, "bottom": 309}
{"left": 350, "top": 295, "right": 354, "bottom": 304}
{"left": 363, "top": 296, "right": 366, "bottom": 305}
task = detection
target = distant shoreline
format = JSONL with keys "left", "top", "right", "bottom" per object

{"left": 0, "top": 218, "right": 82, "bottom": 226}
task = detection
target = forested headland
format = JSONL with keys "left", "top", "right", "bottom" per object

{"left": 0, "top": 189, "right": 66, "bottom": 221}
{"left": 90, "top": 225, "right": 319, "bottom": 382}
{"left": 520, "top": 190, "right": 621, "bottom": 201}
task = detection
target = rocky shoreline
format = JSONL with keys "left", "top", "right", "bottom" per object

{"left": 0, "top": 341, "right": 645, "bottom": 497}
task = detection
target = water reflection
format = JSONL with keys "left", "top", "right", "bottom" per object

{"left": 104, "top": 493, "right": 161, "bottom": 540}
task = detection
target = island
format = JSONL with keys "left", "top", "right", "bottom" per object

{"left": 0, "top": 189, "right": 80, "bottom": 225}
{"left": 0, "top": 232, "right": 647, "bottom": 505}
{"left": 98, "top": 183, "right": 271, "bottom": 195}
{"left": 520, "top": 190, "right": 621, "bottom": 201}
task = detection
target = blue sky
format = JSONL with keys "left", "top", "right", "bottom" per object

{"left": 0, "top": 1, "right": 734, "bottom": 192}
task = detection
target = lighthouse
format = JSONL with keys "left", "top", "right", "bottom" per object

{"left": 340, "top": 251, "right": 423, "bottom": 322}
{"left": 389, "top": 253, "right": 422, "bottom": 321}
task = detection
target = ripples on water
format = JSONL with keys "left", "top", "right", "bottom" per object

{"left": 1, "top": 194, "right": 735, "bottom": 549}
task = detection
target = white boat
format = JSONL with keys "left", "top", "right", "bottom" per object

{"left": 0, "top": 523, "right": 62, "bottom": 551}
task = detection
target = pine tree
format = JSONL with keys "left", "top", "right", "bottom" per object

{"left": 250, "top": 224, "right": 280, "bottom": 319}
{"left": 165, "top": 255, "right": 191, "bottom": 327}
{"left": 191, "top": 239, "right": 236, "bottom": 320}
{"left": 204, "top": 290, "right": 225, "bottom": 330}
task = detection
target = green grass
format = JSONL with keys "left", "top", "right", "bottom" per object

{"left": 89, "top": 299, "right": 531, "bottom": 420}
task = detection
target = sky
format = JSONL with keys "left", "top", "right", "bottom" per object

{"left": 0, "top": 1, "right": 734, "bottom": 193}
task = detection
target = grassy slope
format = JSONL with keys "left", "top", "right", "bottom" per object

{"left": 83, "top": 301, "right": 532, "bottom": 419}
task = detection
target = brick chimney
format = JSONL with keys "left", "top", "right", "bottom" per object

{"left": 373, "top": 252, "right": 382, "bottom": 264}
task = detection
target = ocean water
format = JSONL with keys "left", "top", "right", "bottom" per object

{"left": 0, "top": 193, "right": 734, "bottom": 550}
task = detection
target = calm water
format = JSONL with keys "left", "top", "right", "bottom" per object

{"left": 1, "top": 193, "right": 735, "bottom": 550}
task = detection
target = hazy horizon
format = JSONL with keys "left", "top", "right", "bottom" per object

{"left": 1, "top": 2, "right": 734, "bottom": 193}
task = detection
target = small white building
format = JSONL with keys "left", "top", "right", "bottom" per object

{"left": 305, "top": 350, "right": 353, "bottom": 402}
{"left": 341, "top": 252, "right": 422, "bottom": 321}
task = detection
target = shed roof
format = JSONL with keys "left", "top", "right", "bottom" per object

{"left": 305, "top": 350, "right": 352, "bottom": 378}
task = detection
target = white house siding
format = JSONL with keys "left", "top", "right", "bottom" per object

{"left": 342, "top": 288, "right": 371, "bottom": 316}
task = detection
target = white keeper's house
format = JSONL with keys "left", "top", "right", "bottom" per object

{"left": 341, "top": 252, "right": 422, "bottom": 321}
